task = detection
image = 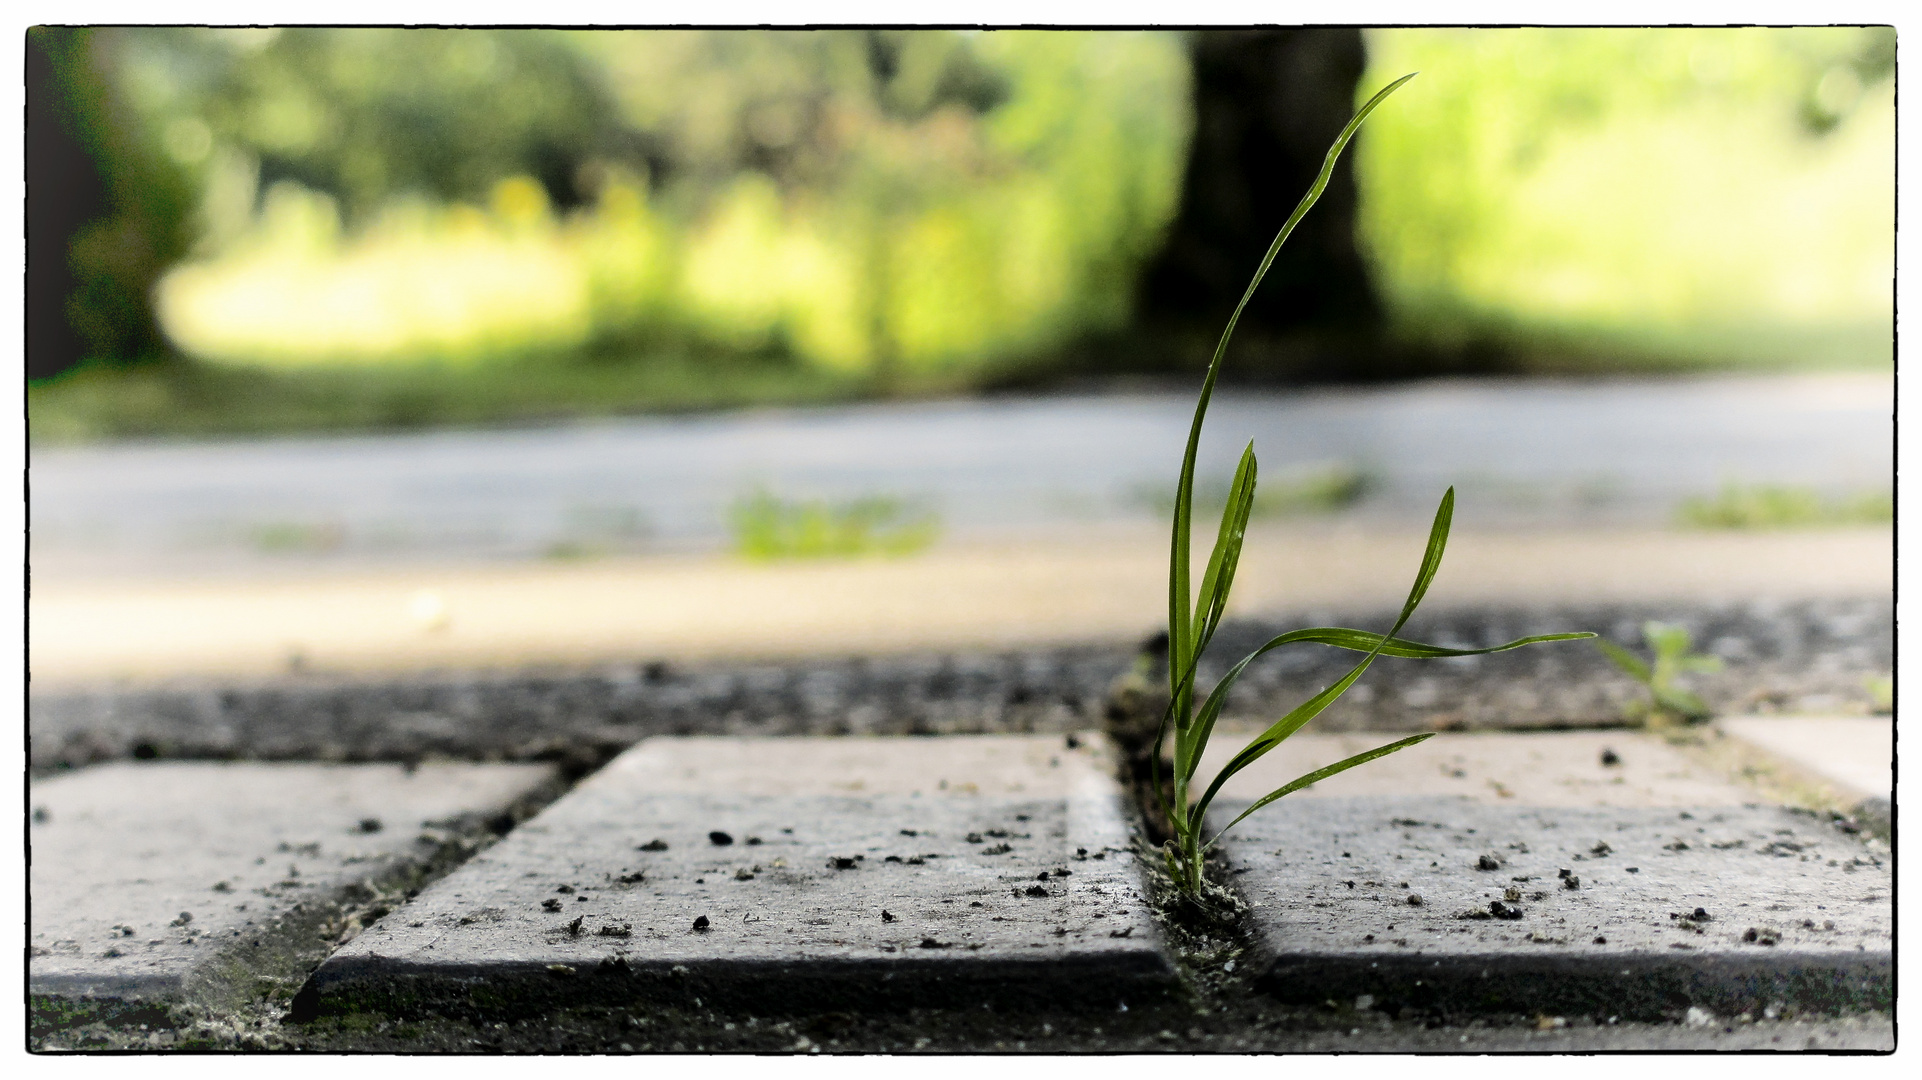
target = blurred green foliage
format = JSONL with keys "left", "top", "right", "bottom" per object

{"left": 84, "top": 28, "right": 1192, "bottom": 381}
{"left": 1357, "top": 28, "right": 1894, "bottom": 369}
{"left": 729, "top": 487, "right": 940, "bottom": 561}
{"left": 1135, "top": 462, "right": 1374, "bottom": 521}
{"left": 1597, "top": 621, "right": 1723, "bottom": 727}
{"left": 32, "top": 28, "right": 201, "bottom": 364}
{"left": 30, "top": 28, "right": 1898, "bottom": 443}
{"left": 1676, "top": 481, "right": 1893, "bottom": 530}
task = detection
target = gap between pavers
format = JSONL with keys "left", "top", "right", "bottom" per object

{"left": 1196, "top": 731, "right": 1890, "bottom": 1020}
{"left": 298, "top": 733, "right": 1175, "bottom": 1020}
{"left": 29, "top": 761, "right": 559, "bottom": 1024}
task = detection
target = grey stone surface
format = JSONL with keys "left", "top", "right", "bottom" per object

{"left": 30, "top": 761, "right": 558, "bottom": 1006}
{"left": 29, "top": 597, "right": 1891, "bottom": 771}
{"left": 1196, "top": 729, "right": 1759, "bottom": 807}
{"left": 301, "top": 734, "right": 1173, "bottom": 1019}
{"left": 1214, "top": 795, "right": 1890, "bottom": 1020}
{"left": 1718, "top": 716, "right": 1892, "bottom": 804}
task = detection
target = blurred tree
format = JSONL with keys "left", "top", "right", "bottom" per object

{"left": 28, "top": 27, "right": 198, "bottom": 379}
{"left": 1134, "top": 29, "right": 1385, "bottom": 380}
{"left": 139, "top": 27, "right": 624, "bottom": 222}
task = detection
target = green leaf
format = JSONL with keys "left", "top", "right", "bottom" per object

{"left": 1185, "top": 486, "right": 1456, "bottom": 819}
{"left": 1177, "top": 626, "right": 1593, "bottom": 786}
{"left": 1656, "top": 687, "right": 1713, "bottom": 719}
{"left": 1207, "top": 733, "right": 1436, "bottom": 844}
{"left": 1194, "top": 442, "right": 1258, "bottom": 655}
{"left": 1393, "top": 486, "right": 1454, "bottom": 633}
{"left": 1596, "top": 638, "right": 1653, "bottom": 684}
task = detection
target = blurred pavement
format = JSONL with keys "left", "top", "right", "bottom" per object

{"left": 30, "top": 372, "right": 1892, "bottom": 576}
{"left": 28, "top": 372, "right": 1892, "bottom": 687}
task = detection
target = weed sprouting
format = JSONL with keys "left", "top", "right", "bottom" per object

{"left": 729, "top": 487, "right": 939, "bottom": 560}
{"left": 1597, "top": 621, "right": 1722, "bottom": 728}
{"left": 1151, "top": 74, "right": 1593, "bottom": 898}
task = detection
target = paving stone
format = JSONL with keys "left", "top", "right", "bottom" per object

{"left": 1195, "top": 729, "right": 1760, "bottom": 807}
{"left": 1205, "top": 734, "right": 1890, "bottom": 1020}
{"left": 299, "top": 734, "right": 1173, "bottom": 1019}
{"left": 29, "top": 761, "right": 558, "bottom": 1010}
{"left": 1717, "top": 716, "right": 1891, "bottom": 805}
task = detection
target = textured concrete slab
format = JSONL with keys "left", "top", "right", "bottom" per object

{"left": 1213, "top": 795, "right": 1889, "bottom": 1020}
{"left": 300, "top": 734, "right": 1173, "bottom": 1020}
{"left": 30, "top": 761, "right": 558, "bottom": 1008}
{"left": 1717, "top": 716, "right": 1891, "bottom": 804}
{"left": 1197, "top": 729, "right": 1759, "bottom": 806}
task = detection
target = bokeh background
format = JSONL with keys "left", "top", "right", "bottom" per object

{"left": 25, "top": 27, "right": 1895, "bottom": 688}
{"left": 28, "top": 27, "right": 1893, "bottom": 436}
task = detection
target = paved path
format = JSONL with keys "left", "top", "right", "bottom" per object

{"left": 30, "top": 373, "right": 1893, "bottom": 576}
{"left": 28, "top": 525, "right": 1891, "bottom": 687}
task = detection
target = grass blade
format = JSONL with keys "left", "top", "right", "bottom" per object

{"left": 1596, "top": 638, "right": 1652, "bottom": 683}
{"left": 1275, "top": 627, "right": 1597, "bottom": 658}
{"left": 1167, "top": 71, "right": 1418, "bottom": 732}
{"left": 1185, "top": 486, "right": 1456, "bottom": 819}
{"left": 1193, "top": 442, "right": 1258, "bottom": 657}
{"left": 1206, "top": 733, "right": 1436, "bottom": 844}
{"left": 1174, "top": 628, "right": 1588, "bottom": 787}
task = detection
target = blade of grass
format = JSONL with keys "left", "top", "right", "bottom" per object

{"left": 1206, "top": 733, "right": 1436, "bottom": 845}
{"left": 1193, "top": 442, "right": 1258, "bottom": 656}
{"left": 1177, "top": 627, "right": 1592, "bottom": 786}
{"left": 1178, "top": 443, "right": 1257, "bottom": 782}
{"left": 1166, "top": 71, "right": 1419, "bottom": 727}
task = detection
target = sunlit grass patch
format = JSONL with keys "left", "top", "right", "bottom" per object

{"left": 246, "top": 520, "right": 346, "bottom": 554}
{"left": 1134, "top": 462, "right": 1374, "bottom": 521}
{"left": 1676, "top": 481, "right": 1891, "bottom": 529}
{"left": 729, "top": 488, "right": 940, "bottom": 561}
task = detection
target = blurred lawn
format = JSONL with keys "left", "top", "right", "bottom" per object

{"left": 28, "top": 350, "right": 869, "bottom": 442}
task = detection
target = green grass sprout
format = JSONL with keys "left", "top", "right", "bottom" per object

{"left": 1596, "top": 621, "right": 1722, "bottom": 728}
{"left": 1151, "top": 73, "right": 1594, "bottom": 898}
{"left": 730, "top": 487, "right": 939, "bottom": 561}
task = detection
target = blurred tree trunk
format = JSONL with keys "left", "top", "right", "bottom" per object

{"left": 1135, "top": 29, "right": 1385, "bottom": 380}
{"left": 27, "top": 28, "right": 192, "bottom": 381}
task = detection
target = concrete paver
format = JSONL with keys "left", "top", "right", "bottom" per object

{"left": 1202, "top": 731, "right": 1890, "bottom": 1019}
{"left": 30, "top": 761, "right": 558, "bottom": 1007}
{"left": 300, "top": 734, "right": 1173, "bottom": 1019}
{"left": 1196, "top": 729, "right": 1762, "bottom": 807}
{"left": 1717, "top": 716, "right": 1892, "bottom": 805}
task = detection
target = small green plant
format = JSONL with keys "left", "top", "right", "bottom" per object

{"left": 1676, "top": 481, "right": 1892, "bottom": 529}
{"left": 729, "top": 487, "right": 939, "bottom": 561}
{"left": 1864, "top": 675, "right": 1892, "bottom": 715}
{"left": 1596, "top": 621, "right": 1723, "bottom": 727}
{"left": 1152, "top": 74, "right": 1593, "bottom": 899}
